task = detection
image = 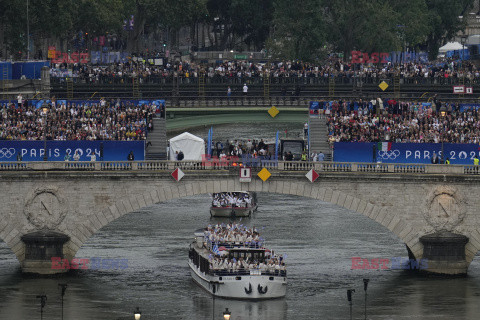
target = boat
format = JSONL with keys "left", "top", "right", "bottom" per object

{"left": 210, "top": 191, "right": 258, "bottom": 217}
{"left": 188, "top": 224, "right": 287, "bottom": 300}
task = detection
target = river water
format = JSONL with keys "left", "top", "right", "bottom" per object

{"left": 1, "top": 123, "right": 480, "bottom": 319}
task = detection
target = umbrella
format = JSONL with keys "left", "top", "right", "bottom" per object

{"left": 387, "top": 99, "right": 397, "bottom": 106}
{"left": 218, "top": 246, "right": 227, "bottom": 251}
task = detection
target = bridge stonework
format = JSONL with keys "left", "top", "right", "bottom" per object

{"left": 1, "top": 165, "right": 480, "bottom": 275}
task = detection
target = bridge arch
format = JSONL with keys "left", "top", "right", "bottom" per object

{"left": 63, "top": 178, "right": 424, "bottom": 265}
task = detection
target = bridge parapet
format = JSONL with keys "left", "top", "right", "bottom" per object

{"left": 0, "top": 160, "right": 476, "bottom": 176}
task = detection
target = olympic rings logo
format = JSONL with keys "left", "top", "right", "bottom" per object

{"left": 0, "top": 148, "right": 16, "bottom": 159}
{"left": 378, "top": 150, "right": 400, "bottom": 160}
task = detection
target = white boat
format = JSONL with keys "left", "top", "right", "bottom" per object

{"left": 210, "top": 191, "right": 258, "bottom": 217}
{"left": 188, "top": 227, "right": 287, "bottom": 300}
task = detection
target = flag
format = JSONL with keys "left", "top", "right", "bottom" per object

{"left": 377, "top": 142, "right": 392, "bottom": 151}
{"left": 212, "top": 244, "right": 220, "bottom": 255}
{"left": 275, "top": 131, "right": 279, "bottom": 161}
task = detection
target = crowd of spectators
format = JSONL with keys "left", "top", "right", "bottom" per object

{"left": 49, "top": 57, "right": 480, "bottom": 86}
{"left": 0, "top": 99, "right": 159, "bottom": 141}
{"left": 211, "top": 138, "right": 272, "bottom": 158}
{"left": 326, "top": 99, "right": 480, "bottom": 144}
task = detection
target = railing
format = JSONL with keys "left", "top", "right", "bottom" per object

{"left": 0, "top": 160, "right": 478, "bottom": 176}
{"left": 209, "top": 269, "right": 287, "bottom": 278}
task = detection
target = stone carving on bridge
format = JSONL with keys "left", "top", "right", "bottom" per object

{"left": 424, "top": 186, "right": 465, "bottom": 232}
{"left": 24, "top": 187, "right": 67, "bottom": 230}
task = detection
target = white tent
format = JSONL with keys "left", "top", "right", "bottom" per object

{"left": 169, "top": 132, "right": 205, "bottom": 161}
{"left": 438, "top": 42, "right": 465, "bottom": 53}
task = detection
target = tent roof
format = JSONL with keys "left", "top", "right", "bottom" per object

{"left": 439, "top": 42, "right": 465, "bottom": 52}
{"left": 169, "top": 132, "right": 204, "bottom": 143}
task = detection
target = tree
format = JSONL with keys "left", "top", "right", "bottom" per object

{"left": 425, "top": 0, "right": 475, "bottom": 59}
{"left": 269, "top": 0, "right": 326, "bottom": 61}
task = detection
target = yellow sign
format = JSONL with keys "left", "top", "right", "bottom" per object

{"left": 268, "top": 106, "right": 279, "bottom": 118}
{"left": 378, "top": 81, "right": 389, "bottom": 91}
{"left": 257, "top": 168, "right": 271, "bottom": 181}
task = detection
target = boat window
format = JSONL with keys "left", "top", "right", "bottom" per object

{"left": 269, "top": 277, "right": 274, "bottom": 281}
{"left": 236, "top": 276, "right": 242, "bottom": 280}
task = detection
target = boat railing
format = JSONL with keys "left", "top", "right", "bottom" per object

{"left": 205, "top": 239, "right": 265, "bottom": 250}
{"left": 209, "top": 269, "right": 287, "bottom": 277}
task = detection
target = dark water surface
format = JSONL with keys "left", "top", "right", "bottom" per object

{"left": 0, "top": 193, "right": 480, "bottom": 319}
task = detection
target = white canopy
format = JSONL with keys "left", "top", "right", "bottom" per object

{"left": 169, "top": 132, "right": 205, "bottom": 161}
{"left": 438, "top": 42, "right": 465, "bottom": 53}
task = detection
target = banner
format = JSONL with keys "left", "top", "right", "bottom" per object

{"left": 334, "top": 142, "right": 480, "bottom": 165}
{"left": 0, "top": 141, "right": 144, "bottom": 162}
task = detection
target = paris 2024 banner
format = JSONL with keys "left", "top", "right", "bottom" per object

{"left": 334, "top": 142, "right": 480, "bottom": 164}
{"left": 0, "top": 141, "right": 145, "bottom": 161}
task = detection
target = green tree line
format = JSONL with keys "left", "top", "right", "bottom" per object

{"left": 0, "top": 0, "right": 474, "bottom": 61}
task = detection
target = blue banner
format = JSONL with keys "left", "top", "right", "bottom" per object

{"left": 0, "top": 141, "right": 144, "bottom": 162}
{"left": 334, "top": 142, "right": 480, "bottom": 165}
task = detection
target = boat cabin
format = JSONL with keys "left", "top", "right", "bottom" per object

{"left": 228, "top": 248, "right": 267, "bottom": 263}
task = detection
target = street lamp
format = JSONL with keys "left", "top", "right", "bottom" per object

{"left": 461, "top": 35, "right": 468, "bottom": 61}
{"left": 134, "top": 307, "right": 141, "bottom": 320}
{"left": 440, "top": 106, "right": 447, "bottom": 164}
{"left": 223, "top": 308, "right": 231, "bottom": 320}
{"left": 42, "top": 107, "right": 48, "bottom": 161}
{"left": 363, "top": 279, "right": 370, "bottom": 320}
{"left": 36, "top": 295, "right": 47, "bottom": 320}
{"left": 347, "top": 289, "right": 355, "bottom": 320}
{"left": 58, "top": 284, "right": 67, "bottom": 320}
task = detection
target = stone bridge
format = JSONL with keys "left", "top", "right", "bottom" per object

{"left": 1, "top": 160, "right": 480, "bottom": 275}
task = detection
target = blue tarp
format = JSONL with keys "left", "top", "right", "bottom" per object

{"left": 334, "top": 142, "right": 480, "bottom": 165}
{"left": 0, "top": 140, "right": 144, "bottom": 161}
{"left": 12, "top": 61, "right": 49, "bottom": 79}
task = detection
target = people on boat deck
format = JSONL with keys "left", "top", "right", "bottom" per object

{"left": 211, "top": 192, "right": 252, "bottom": 208}
{"left": 204, "top": 223, "right": 261, "bottom": 246}
{"left": 208, "top": 255, "right": 286, "bottom": 274}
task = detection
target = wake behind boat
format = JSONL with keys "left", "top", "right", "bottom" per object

{"left": 210, "top": 191, "right": 258, "bottom": 217}
{"left": 188, "top": 223, "right": 287, "bottom": 300}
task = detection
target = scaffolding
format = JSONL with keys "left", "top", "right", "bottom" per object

{"left": 263, "top": 62, "right": 270, "bottom": 101}
{"left": 66, "top": 78, "right": 74, "bottom": 99}
{"left": 329, "top": 76, "right": 335, "bottom": 97}
{"left": 2, "top": 65, "right": 8, "bottom": 99}
{"left": 132, "top": 76, "right": 140, "bottom": 99}
{"left": 198, "top": 68, "right": 205, "bottom": 97}
{"left": 394, "top": 74, "right": 400, "bottom": 99}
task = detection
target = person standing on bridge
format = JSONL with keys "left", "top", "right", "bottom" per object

{"left": 243, "top": 83, "right": 248, "bottom": 96}
{"left": 128, "top": 151, "right": 135, "bottom": 161}
{"left": 474, "top": 156, "right": 479, "bottom": 166}
{"left": 431, "top": 152, "right": 439, "bottom": 164}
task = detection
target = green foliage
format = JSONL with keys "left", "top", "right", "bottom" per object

{"left": 0, "top": 0, "right": 475, "bottom": 60}
{"left": 425, "top": 0, "right": 475, "bottom": 59}
{"left": 269, "top": 0, "right": 326, "bottom": 61}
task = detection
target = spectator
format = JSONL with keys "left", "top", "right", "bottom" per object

{"left": 127, "top": 151, "right": 135, "bottom": 161}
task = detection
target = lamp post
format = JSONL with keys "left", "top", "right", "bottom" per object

{"left": 363, "top": 279, "right": 369, "bottom": 320}
{"left": 223, "top": 308, "right": 231, "bottom": 320}
{"left": 347, "top": 289, "right": 355, "bottom": 320}
{"left": 134, "top": 307, "right": 141, "bottom": 320}
{"left": 440, "top": 106, "right": 447, "bottom": 164}
{"left": 36, "top": 295, "right": 47, "bottom": 320}
{"left": 461, "top": 35, "right": 467, "bottom": 62}
{"left": 27, "top": 0, "right": 29, "bottom": 60}
{"left": 42, "top": 107, "right": 48, "bottom": 161}
{"left": 58, "top": 284, "right": 67, "bottom": 320}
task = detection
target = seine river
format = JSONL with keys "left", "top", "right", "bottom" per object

{"left": 0, "top": 123, "right": 480, "bottom": 319}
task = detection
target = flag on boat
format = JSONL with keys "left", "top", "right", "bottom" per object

{"left": 377, "top": 142, "right": 392, "bottom": 151}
